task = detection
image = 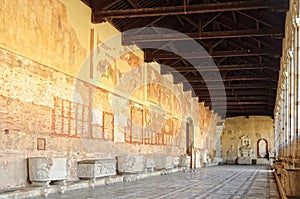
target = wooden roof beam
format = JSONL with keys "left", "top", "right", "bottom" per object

{"left": 174, "top": 75, "right": 277, "bottom": 83}
{"left": 237, "top": 10, "right": 284, "bottom": 28}
{"left": 123, "top": 29, "right": 283, "bottom": 44}
{"left": 144, "top": 49, "right": 280, "bottom": 62}
{"left": 212, "top": 107, "right": 274, "bottom": 112}
{"left": 225, "top": 113, "right": 273, "bottom": 117}
{"left": 206, "top": 101, "right": 273, "bottom": 106}
{"left": 198, "top": 93, "right": 276, "bottom": 100}
{"left": 213, "top": 105, "right": 273, "bottom": 109}
{"left": 91, "top": 0, "right": 122, "bottom": 11}
{"left": 193, "top": 84, "right": 277, "bottom": 90}
{"left": 93, "top": 0, "right": 287, "bottom": 20}
{"left": 215, "top": 16, "right": 282, "bottom": 49}
{"left": 197, "top": 89, "right": 276, "bottom": 95}
{"left": 163, "top": 63, "right": 279, "bottom": 72}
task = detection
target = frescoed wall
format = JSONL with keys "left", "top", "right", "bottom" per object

{"left": 0, "top": 0, "right": 220, "bottom": 189}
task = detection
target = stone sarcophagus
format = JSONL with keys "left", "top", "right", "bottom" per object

{"left": 154, "top": 155, "right": 174, "bottom": 170}
{"left": 77, "top": 159, "right": 117, "bottom": 179}
{"left": 173, "top": 156, "right": 180, "bottom": 168}
{"left": 28, "top": 157, "right": 68, "bottom": 186}
{"left": 144, "top": 158, "right": 155, "bottom": 172}
{"left": 117, "top": 155, "right": 144, "bottom": 174}
{"left": 179, "top": 155, "right": 191, "bottom": 168}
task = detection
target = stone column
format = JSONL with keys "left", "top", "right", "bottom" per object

{"left": 214, "top": 118, "right": 224, "bottom": 164}
{"left": 288, "top": 48, "right": 294, "bottom": 159}
{"left": 293, "top": 17, "right": 298, "bottom": 160}
{"left": 276, "top": 81, "right": 285, "bottom": 159}
{"left": 280, "top": 83, "right": 285, "bottom": 158}
{"left": 283, "top": 68, "right": 289, "bottom": 158}
{"left": 274, "top": 99, "right": 281, "bottom": 159}
{"left": 295, "top": 15, "right": 300, "bottom": 160}
{"left": 288, "top": 65, "right": 291, "bottom": 159}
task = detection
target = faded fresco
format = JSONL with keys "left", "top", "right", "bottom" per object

{"left": 0, "top": 0, "right": 220, "bottom": 189}
{"left": 0, "top": 0, "right": 87, "bottom": 75}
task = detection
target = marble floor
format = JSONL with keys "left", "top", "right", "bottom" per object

{"left": 41, "top": 165, "right": 279, "bottom": 199}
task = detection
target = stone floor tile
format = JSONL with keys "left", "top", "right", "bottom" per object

{"left": 35, "top": 165, "right": 279, "bottom": 199}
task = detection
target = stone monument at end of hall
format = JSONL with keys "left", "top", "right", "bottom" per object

{"left": 237, "top": 135, "right": 253, "bottom": 165}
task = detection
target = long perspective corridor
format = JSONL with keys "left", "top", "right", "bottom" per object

{"left": 0, "top": 0, "right": 299, "bottom": 198}
{"left": 42, "top": 165, "right": 279, "bottom": 199}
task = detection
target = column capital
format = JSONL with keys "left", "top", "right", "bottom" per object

{"left": 293, "top": 17, "right": 300, "bottom": 28}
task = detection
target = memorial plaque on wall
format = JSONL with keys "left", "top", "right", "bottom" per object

{"left": 103, "top": 112, "right": 114, "bottom": 141}
{"left": 131, "top": 105, "right": 143, "bottom": 143}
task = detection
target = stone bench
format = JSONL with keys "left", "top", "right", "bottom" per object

{"left": 77, "top": 159, "right": 117, "bottom": 179}
{"left": 117, "top": 154, "right": 144, "bottom": 174}
{"left": 28, "top": 157, "right": 68, "bottom": 186}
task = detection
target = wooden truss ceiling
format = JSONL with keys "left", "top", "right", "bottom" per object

{"left": 82, "top": 0, "right": 288, "bottom": 118}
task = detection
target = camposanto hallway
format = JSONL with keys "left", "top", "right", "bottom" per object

{"left": 0, "top": 0, "right": 299, "bottom": 198}
{"left": 41, "top": 166, "right": 279, "bottom": 199}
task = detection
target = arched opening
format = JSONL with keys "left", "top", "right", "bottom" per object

{"left": 257, "top": 138, "right": 269, "bottom": 159}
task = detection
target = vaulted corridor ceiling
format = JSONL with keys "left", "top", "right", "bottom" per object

{"left": 82, "top": 0, "right": 288, "bottom": 118}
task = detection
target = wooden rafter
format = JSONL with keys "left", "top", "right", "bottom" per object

{"left": 193, "top": 83, "right": 276, "bottom": 90}
{"left": 197, "top": 90, "right": 276, "bottom": 96}
{"left": 83, "top": 0, "right": 287, "bottom": 117}
{"left": 144, "top": 49, "right": 280, "bottom": 62}
{"left": 123, "top": 29, "right": 283, "bottom": 44}
{"left": 174, "top": 75, "right": 277, "bottom": 83}
{"left": 162, "top": 63, "right": 279, "bottom": 72}
{"left": 93, "top": 0, "right": 287, "bottom": 20}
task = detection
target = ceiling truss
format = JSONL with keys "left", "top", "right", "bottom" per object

{"left": 82, "top": 0, "right": 288, "bottom": 118}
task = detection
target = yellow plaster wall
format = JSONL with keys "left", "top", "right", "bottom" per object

{"left": 0, "top": 0, "right": 90, "bottom": 76}
{"left": 0, "top": 0, "right": 218, "bottom": 189}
